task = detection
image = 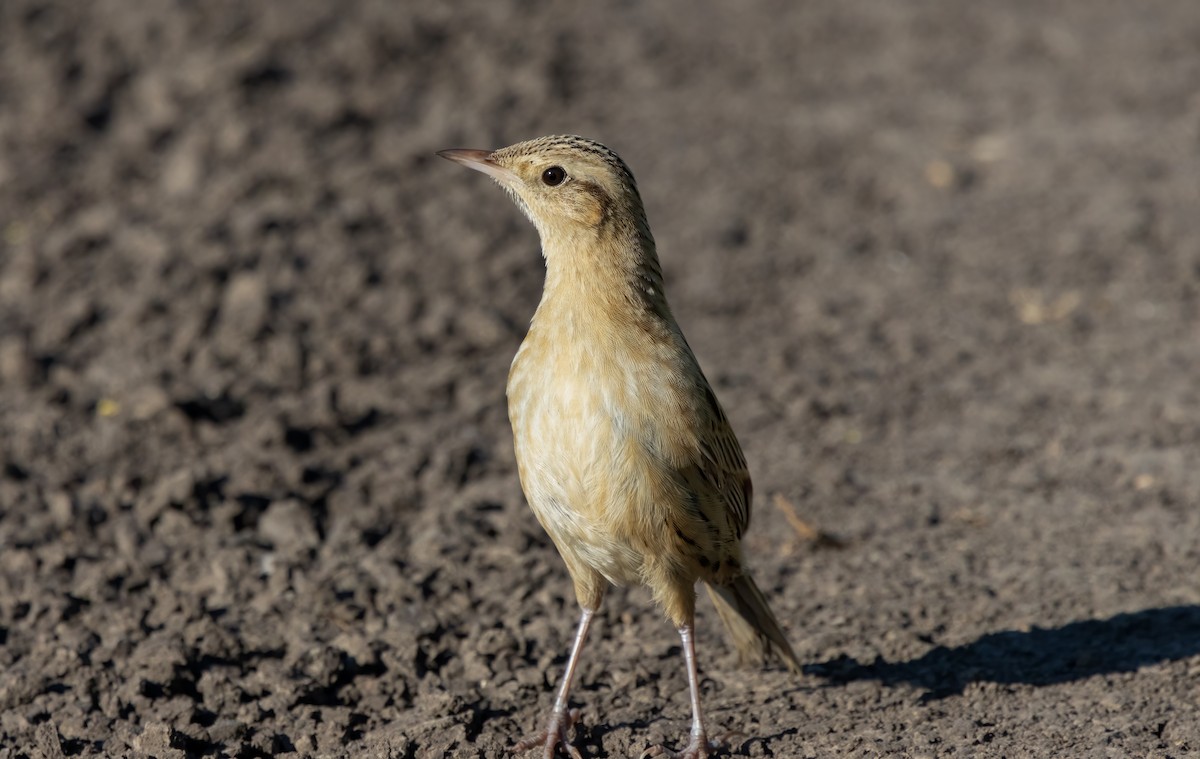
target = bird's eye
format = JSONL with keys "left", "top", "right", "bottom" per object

{"left": 541, "top": 166, "right": 566, "bottom": 186}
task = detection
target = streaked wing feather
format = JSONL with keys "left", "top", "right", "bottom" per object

{"left": 692, "top": 383, "right": 752, "bottom": 539}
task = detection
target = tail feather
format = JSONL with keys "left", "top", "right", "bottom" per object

{"left": 704, "top": 575, "right": 801, "bottom": 673}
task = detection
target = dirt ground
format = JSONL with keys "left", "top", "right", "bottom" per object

{"left": 2, "top": 1, "right": 1200, "bottom": 757}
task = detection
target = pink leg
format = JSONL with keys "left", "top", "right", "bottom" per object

{"left": 643, "top": 623, "right": 718, "bottom": 759}
{"left": 513, "top": 607, "right": 595, "bottom": 759}
{"left": 676, "top": 624, "right": 710, "bottom": 754}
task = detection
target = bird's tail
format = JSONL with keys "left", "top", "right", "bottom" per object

{"left": 704, "top": 575, "right": 801, "bottom": 673}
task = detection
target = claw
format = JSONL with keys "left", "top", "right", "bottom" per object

{"left": 640, "top": 728, "right": 735, "bottom": 758}
{"left": 639, "top": 741, "right": 715, "bottom": 758}
{"left": 512, "top": 709, "right": 584, "bottom": 759}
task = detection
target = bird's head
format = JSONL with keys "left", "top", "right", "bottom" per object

{"left": 438, "top": 135, "right": 650, "bottom": 251}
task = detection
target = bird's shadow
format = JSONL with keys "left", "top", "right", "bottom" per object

{"left": 804, "top": 605, "right": 1200, "bottom": 701}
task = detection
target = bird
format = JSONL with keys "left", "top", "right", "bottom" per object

{"left": 438, "top": 135, "right": 799, "bottom": 759}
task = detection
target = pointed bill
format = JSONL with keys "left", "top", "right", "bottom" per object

{"left": 437, "top": 148, "right": 517, "bottom": 184}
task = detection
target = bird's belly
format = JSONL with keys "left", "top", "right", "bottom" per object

{"left": 508, "top": 346, "right": 681, "bottom": 586}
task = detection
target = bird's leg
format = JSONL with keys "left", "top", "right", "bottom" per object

{"left": 642, "top": 621, "right": 720, "bottom": 759}
{"left": 676, "top": 622, "right": 718, "bottom": 758}
{"left": 513, "top": 606, "right": 595, "bottom": 759}
{"left": 679, "top": 624, "right": 710, "bottom": 753}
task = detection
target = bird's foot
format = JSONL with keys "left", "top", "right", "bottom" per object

{"left": 639, "top": 737, "right": 715, "bottom": 759}
{"left": 640, "top": 728, "right": 743, "bottom": 759}
{"left": 512, "top": 708, "right": 583, "bottom": 759}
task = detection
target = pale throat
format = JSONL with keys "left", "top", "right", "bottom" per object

{"left": 539, "top": 218, "right": 665, "bottom": 302}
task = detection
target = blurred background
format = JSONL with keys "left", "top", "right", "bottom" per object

{"left": 1, "top": 2, "right": 1199, "bottom": 757}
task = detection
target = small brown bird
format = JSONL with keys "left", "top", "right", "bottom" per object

{"left": 439, "top": 136, "right": 799, "bottom": 759}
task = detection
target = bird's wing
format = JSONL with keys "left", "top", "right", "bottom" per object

{"left": 685, "top": 382, "right": 753, "bottom": 542}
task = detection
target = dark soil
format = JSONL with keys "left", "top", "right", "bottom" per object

{"left": 2, "top": 2, "right": 1199, "bottom": 757}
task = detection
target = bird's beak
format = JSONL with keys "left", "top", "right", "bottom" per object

{"left": 437, "top": 148, "right": 517, "bottom": 184}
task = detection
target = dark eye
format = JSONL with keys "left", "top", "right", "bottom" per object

{"left": 541, "top": 166, "right": 566, "bottom": 186}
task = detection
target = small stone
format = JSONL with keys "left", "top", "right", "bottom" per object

{"left": 259, "top": 499, "right": 320, "bottom": 553}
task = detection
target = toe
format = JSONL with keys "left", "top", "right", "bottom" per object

{"left": 640, "top": 734, "right": 723, "bottom": 759}
{"left": 511, "top": 712, "right": 584, "bottom": 759}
